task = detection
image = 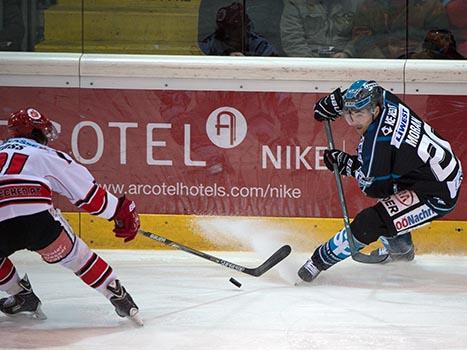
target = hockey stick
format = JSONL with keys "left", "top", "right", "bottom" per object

{"left": 139, "top": 229, "right": 292, "bottom": 277}
{"left": 324, "top": 120, "right": 386, "bottom": 263}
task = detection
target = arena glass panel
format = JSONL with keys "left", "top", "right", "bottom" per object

{"left": 0, "top": 0, "right": 74, "bottom": 52}
{"left": 406, "top": 0, "right": 466, "bottom": 59}
{"left": 4, "top": 1, "right": 466, "bottom": 59}
{"left": 80, "top": 0, "right": 202, "bottom": 55}
{"left": 198, "top": 0, "right": 283, "bottom": 57}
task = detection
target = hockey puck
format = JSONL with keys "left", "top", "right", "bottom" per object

{"left": 229, "top": 277, "right": 242, "bottom": 288}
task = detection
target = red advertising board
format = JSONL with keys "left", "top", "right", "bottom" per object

{"left": 1, "top": 87, "right": 466, "bottom": 220}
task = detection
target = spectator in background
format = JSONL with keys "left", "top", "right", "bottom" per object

{"left": 0, "top": 0, "right": 25, "bottom": 51}
{"left": 410, "top": 28, "right": 465, "bottom": 59}
{"left": 198, "top": 0, "right": 284, "bottom": 55}
{"left": 280, "top": 0, "right": 361, "bottom": 58}
{"left": 243, "top": 0, "right": 284, "bottom": 55}
{"left": 199, "top": 2, "right": 278, "bottom": 56}
{"left": 445, "top": 0, "right": 467, "bottom": 57}
{"left": 349, "top": 0, "right": 449, "bottom": 58}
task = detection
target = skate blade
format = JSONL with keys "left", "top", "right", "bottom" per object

{"left": 294, "top": 279, "right": 304, "bottom": 286}
{"left": 2, "top": 305, "right": 47, "bottom": 321}
{"left": 129, "top": 308, "right": 143, "bottom": 327}
{"left": 32, "top": 304, "right": 47, "bottom": 320}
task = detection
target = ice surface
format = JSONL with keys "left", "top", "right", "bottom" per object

{"left": 1, "top": 250, "right": 467, "bottom": 350}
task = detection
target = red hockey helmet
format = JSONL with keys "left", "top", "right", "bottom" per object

{"left": 7, "top": 107, "right": 58, "bottom": 144}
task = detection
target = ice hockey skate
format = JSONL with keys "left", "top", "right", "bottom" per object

{"left": 370, "top": 245, "right": 415, "bottom": 263}
{"left": 370, "top": 234, "right": 415, "bottom": 264}
{"left": 0, "top": 274, "right": 47, "bottom": 320}
{"left": 107, "top": 279, "right": 143, "bottom": 326}
{"left": 297, "top": 258, "right": 322, "bottom": 282}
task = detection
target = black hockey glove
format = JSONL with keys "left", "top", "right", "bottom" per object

{"left": 323, "top": 149, "right": 361, "bottom": 177}
{"left": 314, "top": 88, "right": 344, "bottom": 122}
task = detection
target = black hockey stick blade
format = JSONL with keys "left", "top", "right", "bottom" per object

{"left": 243, "top": 244, "right": 292, "bottom": 277}
{"left": 352, "top": 251, "right": 387, "bottom": 264}
{"left": 139, "top": 229, "right": 292, "bottom": 277}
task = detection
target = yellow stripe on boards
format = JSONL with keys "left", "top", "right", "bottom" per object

{"left": 61, "top": 213, "right": 467, "bottom": 254}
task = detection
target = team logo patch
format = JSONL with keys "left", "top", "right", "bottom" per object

{"left": 394, "top": 190, "right": 418, "bottom": 206}
{"left": 381, "top": 190, "right": 419, "bottom": 216}
{"left": 27, "top": 108, "right": 42, "bottom": 120}
{"left": 393, "top": 204, "right": 437, "bottom": 232}
{"left": 381, "top": 125, "right": 393, "bottom": 136}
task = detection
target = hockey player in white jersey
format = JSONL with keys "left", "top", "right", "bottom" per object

{"left": 298, "top": 80, "right": 463, "bottom": 282}
{"left": 0, "top": 107, "right": 143, "bottom": 325}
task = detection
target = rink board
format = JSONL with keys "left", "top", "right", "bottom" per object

{"left": 1, "top": 54, "right": 466, "bottom": 253}
{"left": 62, "top": 212, "right": 467, "bottom": 254}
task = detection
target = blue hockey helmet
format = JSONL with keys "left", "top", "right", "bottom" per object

{"left": 343, "top": 80, "right": 382, "bottom": 112}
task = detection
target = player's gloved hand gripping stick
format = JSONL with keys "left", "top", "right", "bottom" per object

{"left": 139, "top": 229, "right": 291, "bottom": 276}
{"left": 324, "top": 120, "right": 387, "bottom": 264}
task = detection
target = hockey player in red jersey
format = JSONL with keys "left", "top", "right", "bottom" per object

{"left": 0, "top": 107, "right": 142, "bottom": 325}
{"left": 298, "top": 80, "right": 463, "bottom": 282}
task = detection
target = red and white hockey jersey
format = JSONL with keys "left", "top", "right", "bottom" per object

{"left": 0, "top": 138, "right": 118, "bottom": 223}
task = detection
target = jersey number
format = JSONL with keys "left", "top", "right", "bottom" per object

{"left": 0, "top": 152, "right": 29, "bottom": 175}
{"left": 417, "top": 124, "right": 457, "bottom": 182}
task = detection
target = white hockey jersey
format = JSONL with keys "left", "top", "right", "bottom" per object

{"left": 0, "top": 138, "right": 118, "bottom": 223}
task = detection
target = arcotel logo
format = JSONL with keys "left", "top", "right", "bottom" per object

{"left": 206, "top": 107, "right": 247, "bottom": 149}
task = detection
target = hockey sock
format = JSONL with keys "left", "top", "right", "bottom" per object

{"left": 0, "top": 257, "right": 22, "bottom": 295}
{"left": 57, "top": 237, "right": 117, "bottom": 299}
{"left": 312, "top": 228, "right": 365, "bottom": 270}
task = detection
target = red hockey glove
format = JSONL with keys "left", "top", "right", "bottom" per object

{"left": 112, "top": 196, "right": 140, "bottom": 242}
